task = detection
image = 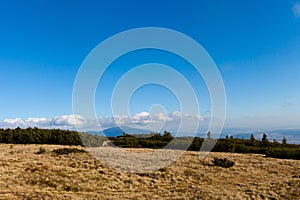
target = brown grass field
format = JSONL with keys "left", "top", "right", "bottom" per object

{"left": 0, "top": 144, "right": 299, "bottom": 199}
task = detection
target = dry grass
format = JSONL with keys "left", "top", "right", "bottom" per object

{"left": 0, "top": 144, "right": 299, "bottom": 199}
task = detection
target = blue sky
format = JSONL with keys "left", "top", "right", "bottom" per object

{"left": 0, "top": 0, "right": 300, "bottom": 130}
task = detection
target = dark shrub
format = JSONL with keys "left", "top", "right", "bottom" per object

{"left": 52, "top": 148, "right": 86, "bottom": 155}
{"left": 212, "top": 158, "right": 235, "bottom": 168}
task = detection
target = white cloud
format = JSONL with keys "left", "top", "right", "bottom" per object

{"left": 25, "top": 117, "right": 52, "bottom": 127}
{"left": 109, "top": 111, "right": 203, "bottom": 133}
{"left": 53, "top": 114, "right": 86, "bottom": 126}
{"left": 3, "top": 118, "right": 22, "bottom": 124}
{"left": 131, "top": 112, "right": 152, "bottom": 125}
{"left": 0, "top": 114, "right": 86, "bottom": 129}
{"left": 1, "top": 117, "right": 52, "bottom": 128}
{"left": 293, "top": 2, "right": 300, "bottom": 18}
{"left": 112, "top": 111, "right": 202, "bottom": 126}
{"left": 2, "top": 118, "right": 23, "bottom": 128}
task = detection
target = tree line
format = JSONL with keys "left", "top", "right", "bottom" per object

{"left": 0, "top": 127, "right": 82, "bottom": 145}
{"left": 188, "top": 133, "right": 300, "bottom": 160}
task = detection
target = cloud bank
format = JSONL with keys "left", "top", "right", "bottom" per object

{"left": 0, "top": 112, "right": 203, "bottom": 133}
{"left": 0, "top": 114, "right": 87, "bottom": 129}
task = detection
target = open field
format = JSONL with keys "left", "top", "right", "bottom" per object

{"left": 0, "top": 144, "right": 299, "bottom": 199}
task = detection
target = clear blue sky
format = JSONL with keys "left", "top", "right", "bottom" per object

{"left": 0, "top": 0, "right": 300, "bottom": 129}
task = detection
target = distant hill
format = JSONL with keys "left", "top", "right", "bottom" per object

{"left": 87, "top": 126, "right": 151, "bottom": 137}
{"left": 268, "top": 129, "right": 300, "bottom": 144}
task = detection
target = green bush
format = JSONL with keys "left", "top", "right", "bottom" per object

{"left": 212, "top": 158, "right": 235, "bottom": 168}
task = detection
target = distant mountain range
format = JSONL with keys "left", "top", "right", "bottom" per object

{"left": 86, "top": 127, "right": 300, "bottom": 144}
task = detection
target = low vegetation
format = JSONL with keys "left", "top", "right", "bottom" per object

{"left": 52, "top": 147, "right": 86, "bottom": 155}
{"left": 212, "top": 157, "right": 235, "bottom": 168}
{"left": 265, "top": 147, "right": 300, "bottom": 160}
